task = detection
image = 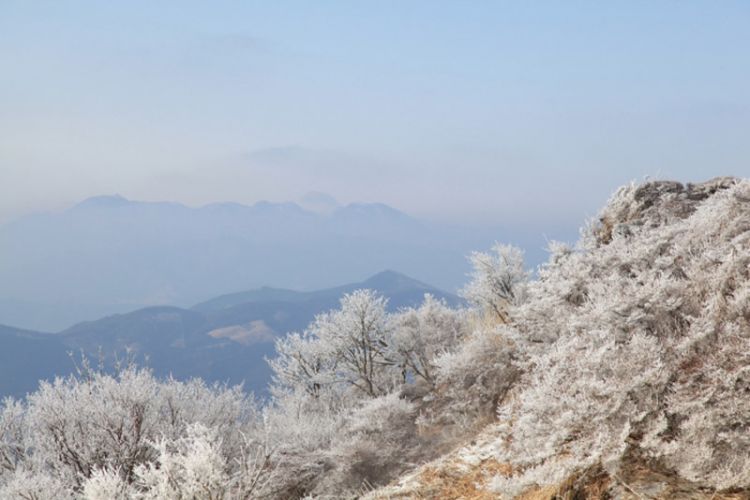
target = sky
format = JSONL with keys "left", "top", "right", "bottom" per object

{"left": 1, "top": 1, "right": 748, "bottom": 231}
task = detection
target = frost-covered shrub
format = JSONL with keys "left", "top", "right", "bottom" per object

{"left": 133, "top": 424, "right": 230, "bottom": 499}
{"left": 262, "top": 388, "right": 427, "bottom": 497}
{"left": 26, "top": 369, "right": 160, "bottom": 484}
{"left": 486, "top": 177, "right": 750, "bottom": 494}
{"left": 315, "top": 394, "right": 420, "bottom": 495}
{"left": 0, "top": 468, "right": 74, "bottom": 500}
{"left": 491, "top": 331, "right": 667, "bottom": 495}
{"left": 81, "top": 423, "right": 274, "bottom": 500}
{"left": 28, "top": 368, "right": 251, "bottom": 483}
{"left": 0, "top": 366, "right": 267, "bottom": 499}
{"left": 259, "top": 387, "right": 347, "bottom": 497}
{"left": 429, "top": 325, "right": 518, "bottom": 430}
{"left": 81, "top": 468, "right": 134, "bottom": 500}
{"left": 136, "top": 423, "right": 272, "bottom": 499}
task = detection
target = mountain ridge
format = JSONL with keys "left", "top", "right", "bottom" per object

{"left": 0, "top": 270, "right": 460, "bottom": 399}
{"left": 0, "top": 193, "right": 509, "bottom": 331}
{"left": 192, "top": 269, "right": 443, "bottom": 313}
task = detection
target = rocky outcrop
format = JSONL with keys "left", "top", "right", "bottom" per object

{"left": 595, "top": 176, "right": 738, "bottom": 244}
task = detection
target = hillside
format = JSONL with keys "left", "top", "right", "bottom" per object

{"left": 0, "top": 325, "right": 70, "bottom": 397}
{"left": 370, "top": 177, "right": 750, "bottom": 498}
{"left": 0, "top": 271, "right": 459, "bottom": 398}
{"left": 192, "top": 269, "right": 448, "bottom": 313}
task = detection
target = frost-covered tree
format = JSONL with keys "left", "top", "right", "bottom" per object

{"left": 271, "top": 289, "right": 398, "bottom": 399}
{"left": 319, "top": 289, "right": 397, "bottom": 397}
{"left": 1, "top": 291, "right": 473, "bottom": 499}
{"left": 0, "top": 398, "right": 24, "bottom": 476}
{"left": 390, "top": 295, "right": 467, "bottom": 387}
{"left": 263, "top": 292, "right": 473, "bottom": 496}
{"left": 461, "top": 243, "right": 528, "bottom": 322}
{"left": 269, "top": 330, "right": 336, "bottom": 398}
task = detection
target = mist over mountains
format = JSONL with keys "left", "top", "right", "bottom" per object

{"left": 0, "top": 194, "right": 555, "bottom": 331}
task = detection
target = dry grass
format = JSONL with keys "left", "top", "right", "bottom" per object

{"left": 516, "top": 485, "right": 561, "bottom": 500}
{"left": 371, "top": 457, "right": 750, "bottom": 500}
{"left": 392, "top": 458, "right": 512, "bottom": 499}
{"left": 514, "top": 462, "right": 750, "bottom": 500}
{"left": 514, "top": 465, "right": 611, "bottom": 500}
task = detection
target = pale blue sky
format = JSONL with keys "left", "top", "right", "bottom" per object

{"left": 1, "top": 1, "right": 748, "bottom": 230}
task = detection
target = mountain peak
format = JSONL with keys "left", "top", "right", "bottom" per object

{"left": 73, "top": 194, "right": 132, "bottom": 209}
{"left": 298, "top": 191, "right": 340, "bottom": 214}
{"left": 250, "top": 200, "right": 308, "bottom": 215}
{"left": 361, "top": 270, "right": 431, "bottom": 291}
{"left": 338, "top": 202, "right": 401, "bottom": 214}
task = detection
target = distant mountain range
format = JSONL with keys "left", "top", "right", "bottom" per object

{"left": 0, "top": 270, "right": 461, "bottom": 399}
{"left": 0, "top": 194, "right": 517, "bottom": 331}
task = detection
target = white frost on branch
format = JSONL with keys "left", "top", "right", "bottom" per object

{"left": 461, "top": 243, "right": 529, "bottom": 322}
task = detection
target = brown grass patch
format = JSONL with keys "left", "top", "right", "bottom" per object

{"left": 516, "top": 465, "right": 611, "bottom": 500}
{"left": 516, "top": 485, "right": 561, "bottom": 500}
{"left": 515, "top": 462, "right": 750, "bottom": 500}
{"left": 407, "top": 458, "right": 512, "bottom": 499}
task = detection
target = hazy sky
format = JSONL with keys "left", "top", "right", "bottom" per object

{"left": 1, "top": 1, "right": 748, "bottom": 229}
